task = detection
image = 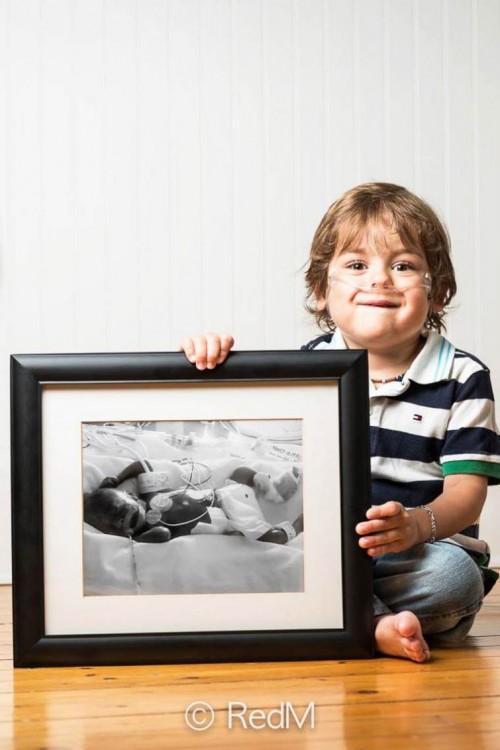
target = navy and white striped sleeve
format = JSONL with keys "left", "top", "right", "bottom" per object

{"left": 440, "top": 361, "right": 500, "bottom": 484}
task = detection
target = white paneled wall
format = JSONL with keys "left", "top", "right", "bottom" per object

{"left": 1, "top": 0, "right": 500, "bottom": 581}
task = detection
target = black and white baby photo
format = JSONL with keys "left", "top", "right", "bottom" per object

{"left": 82, "top": 419, "right": 304, "bottom": 596}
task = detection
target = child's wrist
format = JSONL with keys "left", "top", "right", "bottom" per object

{"left": 417, "top": 504, "right": 437, "bottom": 542}
{"left": 407, "top": 505, "right": 437, "bottom": 544}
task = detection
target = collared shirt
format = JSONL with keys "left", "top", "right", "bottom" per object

{"left": 302, "top": 329, "right": 500, "bottom": 531}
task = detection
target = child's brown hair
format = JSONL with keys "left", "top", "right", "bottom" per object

{"left": 305, "top": 182, "right": 457, "bottom": 332}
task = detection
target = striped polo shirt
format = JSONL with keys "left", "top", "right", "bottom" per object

{"left": 302, "top": 330, "right": 500, "bottom": 535}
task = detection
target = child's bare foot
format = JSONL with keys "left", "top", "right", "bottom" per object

{"left": 375, "top": 611, "right": 430, "bottom": 663}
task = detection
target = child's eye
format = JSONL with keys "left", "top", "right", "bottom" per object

{"left": 392, "top": 261, "right": 415, "bottom": 272}
{"left": 345, "top": 261, "right": 368, "bottom": 272}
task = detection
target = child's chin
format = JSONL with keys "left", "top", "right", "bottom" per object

{"left": 132, "top": 506, "right": 148, "bottom": 534}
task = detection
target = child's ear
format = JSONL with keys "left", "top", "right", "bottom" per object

{"left": 315, "top": 295, "right": 327, "bottom": 312}
{"left": 430, "top": 300, "right": 444, "bottom": 314}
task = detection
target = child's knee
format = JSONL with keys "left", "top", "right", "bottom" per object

{"left": 424, "top": 542, "right": 484, "bottom": 611}
{"left": 374, "top": 541, "right": 484, "bottom": 619}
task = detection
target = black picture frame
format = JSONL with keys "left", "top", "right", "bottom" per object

{"left": 11, "top": 349, "right": 373, "bottom": 667}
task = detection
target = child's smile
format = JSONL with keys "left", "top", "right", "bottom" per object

{"left": 357, "top": 292, "right": 401, "bottom": 309}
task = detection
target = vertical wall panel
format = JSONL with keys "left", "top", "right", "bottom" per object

{"left": 39, "top": 0, "right": 75, "bottom": 351}
{"left": 293, "top": 0, "right": 327, "bottom": 347}
{"left": 1, "top": 0, "right": 44, "bottom": 583}
{"left": 385, "top": 0, "right": 415, "bottom": 186}
{"left": 136, "top": 0, "right": 170, "bottom": 349}
{"left": 475, "top": 0, "right": 500, "bottom": 369}
{"left": 199, "top": 0, "right": 233, "bottom": 337}
{"left": 73, "top": 0, "right": 108, "bottom": 352}
{"left": 472, "top": 0, "right": 500, "bottom": 560}
{"left": 102, "top": 0, "right": 140, "bottom": 350}
{"left": 168, "top": 0, "right": 202, "bottom": 344}
{"left": 231, "top": 0, "right": 264, "bottom": 347}
{"left": 4, "top": 0, "right": 43, "bottom": 353}
{"left": 415, "top": 0, "right": 446, "bottom": 208}
{"left": 326, "top": 0, "right": 357, "bottom": 197}
{"left": 356, "top": 0, "right": 386, "bottom": 181}
{"left": 0, "top": 1, "right": 6, "bottom": 282}
{"left": 261, "top": 0, "right": 295, "bottom": 349}
{"left": 443, "top": 0, "right": 476, "bottom": 353}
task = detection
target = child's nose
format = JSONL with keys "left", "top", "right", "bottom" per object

{"left": 370, "top": 264, "right": 393, "bottom": 288}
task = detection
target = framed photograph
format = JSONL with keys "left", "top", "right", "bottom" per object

{"left": 11, "top": 349, "right": 373, "bottom": 667}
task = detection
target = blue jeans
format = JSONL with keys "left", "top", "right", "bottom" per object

{"left": 373, "top": 541, "right": 485, "bottom": 645}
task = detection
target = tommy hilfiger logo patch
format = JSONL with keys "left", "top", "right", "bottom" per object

{"left": 413, "top": 414, "right": 423, "bottom": 422}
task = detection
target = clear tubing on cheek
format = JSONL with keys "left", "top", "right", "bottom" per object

{"left": 328, "top": 270, "right": 432, "bottom": 295}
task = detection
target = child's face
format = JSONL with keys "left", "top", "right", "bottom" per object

{"left": 317, "top": 222, "right": 442, "bottom": 353}
{"left": 88, "top": 489, "right": 147, "bottom": 538}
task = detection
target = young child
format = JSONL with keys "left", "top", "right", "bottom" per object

{"left": 180, "top": 182, "right": 500, "bottom": 663}
{"left": 84, "top": 458, "right": 303, "bottom": 545}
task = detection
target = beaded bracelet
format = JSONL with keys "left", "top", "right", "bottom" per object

{"left": 418, "top": 504, "right": 437, "bottom": 544}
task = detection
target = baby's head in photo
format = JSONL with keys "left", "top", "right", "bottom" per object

{"left": 84, "top": 487, "right": 146, "bottom": 538}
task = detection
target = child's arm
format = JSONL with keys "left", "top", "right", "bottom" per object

{"left": 179, "top": 333, "right": 234, "bottom": 370}
{"left": 99, "top": 459, "right": 149, "bottom": 489}
{"left": 356, "top": 473, "right": 488, "bottom": 557}
{"left": 134, "top": 526, "right": 172, "bottom": 543}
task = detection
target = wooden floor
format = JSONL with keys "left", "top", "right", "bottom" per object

{"left": 1, "top": 584, "right": 500, "bottom": 749}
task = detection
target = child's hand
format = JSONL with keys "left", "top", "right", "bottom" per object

{"left": 134, "top": 526, "right": 172, "bottom": 544}
{"left": 99, "top": 476, "right": 120, "bottom": 489}
{"left": 179, "top": 333, "right": 234, "bottom": 370}
{"left": 355, "top": 501, "right": 420, "bottom": 557}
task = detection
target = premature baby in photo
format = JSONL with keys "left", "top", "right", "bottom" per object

{"left": 84, "top": 458, "right": 303, "bottom": 545}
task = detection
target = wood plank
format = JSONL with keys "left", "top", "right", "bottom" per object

{"left": 3, "top": 697, "right": 500, "bottom": 749}
{"left": 1, "top": 583, "right": 500, "bottom": 749}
